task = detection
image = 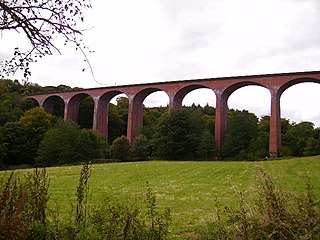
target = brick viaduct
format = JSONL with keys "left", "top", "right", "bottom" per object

{"left": 26, "top": 71, "right": 320, "bottom": 158}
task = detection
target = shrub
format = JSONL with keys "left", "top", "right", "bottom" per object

{"left": 132, "top": 134, "right": 150, "bottom": 160}
{"left": 91, "top": 183, "right": 171, "bottom": 239}
{"left": 0, "top": 163, "right": 172, "bottom": 239}
{"left": 109, "top": 135, "right": 131, "bottom": 161}
{"left": 37, "top": 122, "right": 106, "bottom": 166}
{"left": 197, "top": 166, "right": 320, "bottom": 240}
{"left": 0, "top": 168, "right": 49, "bottom": 239}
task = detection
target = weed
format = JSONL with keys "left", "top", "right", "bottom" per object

{"left": 197, "top": 166, "right": 320, "bottom": 240}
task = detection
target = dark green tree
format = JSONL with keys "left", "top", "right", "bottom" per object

{"left": 78, "top": 96, "right": 94, "bottom": 129}
{"left": 153, "top": 109, "right": 204, "bottom": 160}
{"left": 109, "top": 135, "right": 131, "bottom": 161}
{"left": 108, "top": 103, "right": 126, "bottom": 144}
{"left": 132, "top": 134, "right": 150, "bottom": 160}
{"left": 220, "top": 110, "right": 258, "bottom": 159}
{"left": 37, "top": 121, "right": 106, "bottom": 166}
{"left": 198, "top": 130, "right": 216, "bottom": 160}
{"left": 282, "top": 121, "right": 315, "bottom": 157}
{"left": 1, "top": 121, "right": 30, "bottom": 165}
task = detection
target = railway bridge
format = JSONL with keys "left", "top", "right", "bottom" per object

{"left": 26, "top": 71, "right": 320, "bottom": 158}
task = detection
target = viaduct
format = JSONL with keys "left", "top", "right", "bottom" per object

{"left": 26, "top": 70, "right": 320, "bottom": 158}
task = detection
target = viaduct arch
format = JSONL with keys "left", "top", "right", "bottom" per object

{"left": 27, "top": 71, "right": 320, "bottom": 158}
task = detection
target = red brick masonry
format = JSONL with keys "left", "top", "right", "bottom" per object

{"left": 27, "top": 71, "right": 320, "bottom": 158}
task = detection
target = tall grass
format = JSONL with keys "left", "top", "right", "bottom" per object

{"left": 0, "top": 163, "right": 171, "bottom": 239}
{"left": 196, "top": 165, "right": 320, "bottom": 239}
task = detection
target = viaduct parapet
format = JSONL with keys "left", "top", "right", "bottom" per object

{"left": 26, "top": 70, "right": 320, "bottom": 158}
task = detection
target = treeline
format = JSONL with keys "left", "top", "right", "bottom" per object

{"left": 1, "top": 79, "right": 320, "bottom": 168}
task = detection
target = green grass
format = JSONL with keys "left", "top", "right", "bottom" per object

{"left": 1, "top": 156, "right": 320, "bottom": 239}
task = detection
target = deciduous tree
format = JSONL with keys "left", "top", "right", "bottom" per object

{"left": 0, "top": 0, "right": 92, "bottom": 79}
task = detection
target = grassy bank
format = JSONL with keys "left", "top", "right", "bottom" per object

{"left": 1, "top": 156, "right": 319, "bottom": 239}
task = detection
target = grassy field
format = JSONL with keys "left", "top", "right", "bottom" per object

{"left": 1, "top": 156, "right": 320, "bottom": 239}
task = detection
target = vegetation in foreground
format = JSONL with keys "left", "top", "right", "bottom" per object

{"left": 0, "top": 157, "right": 319, "bottom": 239}
{"left": 0, "top": 162, "right": 171, "bottom": 240}
{"left": 197, "top": 166, "right": 320, "bottom": 240}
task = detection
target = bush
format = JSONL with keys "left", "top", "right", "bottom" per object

{"left": 91, "top": 183, "right": 171, "bottom": 239}
{"left": 132, "top": 134, "right": 150, "bottom": 160}
{"left": 109, "top": 135, "right": 131, "bottom": 161}
{"left": 0, "top": 168, "right": 49, "bottom": 239}
{"left": 197, "top": 166, "right": 320, "bottom": 240}
{"left": 0, "top": 163, "right": 171, "bottom": 239}
{"left": 37, "top": 122, "right": 106, "bottom": 166}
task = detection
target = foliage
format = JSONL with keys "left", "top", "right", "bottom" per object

{"left": 220, "top": 110, "right": 258, "bottom": 159}
{"left": 282, "top": 121, "right": 316, "bottom": 157}
{"left": 91, "top": 184, "right": 171, "bottom": 240}
{"left": 109, "top": 135, "right": 131, "bottom": 161}
{"left": 196, "top": 166, "right": 320, "bottom": 240}
{"left": 108, "top": 98, "right": 128, "bottom": 144}
{"left": 0, "top": 168, "right": 49, "bottom": 239}
{"left": 153, "top": 109, "right": 205, "bottom": 160}
{"left": 0, "top": 0, "right": 92, "bottom": 79}
{"left": 37, "top": 122, "right": 106, "bottom": 166}
{"left": 78, "top": 96, "right": 94, "bottom": 129}
{"left": 0, "top": 162, "right": 171, "bottom": 239}
{"left": 197, "top": 130, "right": 216, "bottom": 160}
{"left": 132, "top": 134, "right": 151, "bottom": 160}
{"left": 1, "top": 121, "right": 30, "bottom": 166}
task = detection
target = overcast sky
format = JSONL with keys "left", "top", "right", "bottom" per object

{"left": 1, "top": 0, "right": 320, "bottom": 126}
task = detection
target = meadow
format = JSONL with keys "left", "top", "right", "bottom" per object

{"left": 1, "top": 156, "right": 319, "bottom": 239}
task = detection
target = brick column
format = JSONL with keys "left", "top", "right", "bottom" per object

{"left": 169, "top": 92, "right": 183, "bottom": 110}
{"left": 269, "top": 88, "right": 281, "bottom": 158}
{"left": 127, "top": 94, "right": 143, "bottom": 144}
{"left": 214, "top": 89, "right": 228, "bottom": 150}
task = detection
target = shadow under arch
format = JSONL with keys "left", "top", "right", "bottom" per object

{"left": 22, "top": 97, "right": 40, "bottom": 111}
{"left": 42, "top": 95, "right": 65, "bottom": 118}
{"left": 128, "top": 87, "right": 170, "bottom": 142}
{"left": 66, "top": 93, "right": 93, "bottom": 123}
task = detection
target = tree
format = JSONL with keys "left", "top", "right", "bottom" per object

{"left": 0, "top": 0, "right": 92, "bottom": 79}
{"left": 37, "top": 121, "right": 106, "bottom": 166}
{"left": 220, "top": 110, "right": 258, "bottom": 159}
{"left": 153, "top": 109, "right": 204, "bottom": 160}
{"left": 108, "top": 103, "right": 126, "bottom": 144}
{"left": 109, "top": 135, "right": 131, "bottom": 161}
{"left": 78, "top": 96, "right": 94, "bottom": 129}
{"left": 1, "top": 121, "right": 30, "bottom": 165}
{"left": 198, "top": 130, "right": 216, "bottom": 160}
{"left": 282, "top": 121, "right": 315, "bottom": 157}
{"left": 132, "top": 134, "right": 150, "bottom": 160}
{"left": 19, "top": 107, "right": 53, "bottom": 162}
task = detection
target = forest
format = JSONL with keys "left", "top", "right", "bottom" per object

{"left": 1, "top": 78, "right": 320, "bottom": 168}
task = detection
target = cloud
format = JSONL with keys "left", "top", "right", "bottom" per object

{"left": 1, "top": 0, "right": 320, "bottom": 126}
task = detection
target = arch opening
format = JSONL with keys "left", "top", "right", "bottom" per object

{"left": 280, "top": 82, "right": 320, "bottom": 157}
{"left": 78, "top": 96, "right": 94, "bottom": 129}
{"left": 140, "top": 90, "right": 169, "bottom": 141}
{"left": 67, "top": 93, "right": 93, "bottom": 128}
{"left": 21, "top": 97, "right": 40, "bottom": 111}
{"left": 108, "top": 93, "right": 129, "bottom": 144}
{"left": 281, "top": 82, "right": 320, "bottom": 127}
{"left": 222, "top": 85, "right": 270, "bottom": 159}
{"left": 42, "top": 96, "right": 65, "bottom": 118}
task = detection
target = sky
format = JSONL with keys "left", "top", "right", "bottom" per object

{"left": 1, "top": 0, "right": 320, "bottom": 126}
